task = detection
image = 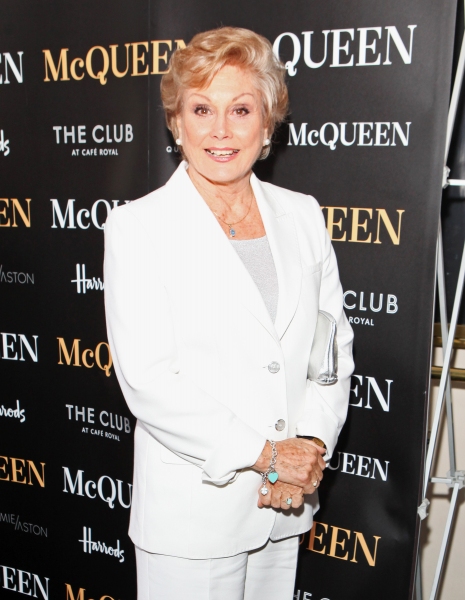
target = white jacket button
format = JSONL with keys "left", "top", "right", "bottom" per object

{"left": 268, "top": 361, "right": 280, "bottom": 374}
{"left": 275, "top": 419, "right": 285, "bottom": 431}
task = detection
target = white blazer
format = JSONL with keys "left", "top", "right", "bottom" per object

{"left": 104, "top": 161, "right": 354, "bottom": 559}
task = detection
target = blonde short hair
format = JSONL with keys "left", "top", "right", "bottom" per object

{"left": 161, "top": 27, "right": 289, "bottom": 159}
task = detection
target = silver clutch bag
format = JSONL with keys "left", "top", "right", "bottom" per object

{"left": 308, "top": 310, "right": 338, "bottom": 385}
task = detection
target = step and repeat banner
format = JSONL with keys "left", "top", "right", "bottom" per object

{"left": 442, "top": 2, "right": 465, "bottom": 324}
{"left": 0, "top": 1, "right": 456, "bottom": 599}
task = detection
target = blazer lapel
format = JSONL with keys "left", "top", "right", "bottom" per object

{"left": 251, "top": 174, "right": 302, "bottom": 340}
{"left": 167, "top": 163, "right": 279, "bottom": 342}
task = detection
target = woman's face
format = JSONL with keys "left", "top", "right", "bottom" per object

{"left": 176, "top": 64, "right": 268, "bottom": 187}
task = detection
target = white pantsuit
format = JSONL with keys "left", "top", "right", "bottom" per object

{"left": 104, "top": 162, "right": 354, "bottom": 595}
{"left": 135, "top": 536, "right": 300, "bottom": 600}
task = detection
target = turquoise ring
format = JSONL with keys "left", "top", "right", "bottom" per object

{"left": 286, "top": 497, "right": 292, "bottom": 505}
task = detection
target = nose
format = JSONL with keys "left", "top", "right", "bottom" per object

{"left": 211, "top": 112, "right": 231, "bottom": 140}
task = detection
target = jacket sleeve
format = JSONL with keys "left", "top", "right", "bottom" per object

{"left": 296, "top": 203, "right": 354, "bottom": 459}
{"left": 104, "top": 206, "right": 266, "bottom": 484}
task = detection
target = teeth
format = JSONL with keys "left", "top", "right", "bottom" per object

{"left": 207, "top": 149, "right": 238, "bottom": 156}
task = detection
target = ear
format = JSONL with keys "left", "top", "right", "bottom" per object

{"left": 175, "top": 114, "right": 183, "bottom": 141}
{"left": 263, "top": 126, "right": 270, "bottom": 143}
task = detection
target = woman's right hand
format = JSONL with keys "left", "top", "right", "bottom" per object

{"left": 253, "top": 438, "right": 326, "bottom": 494}
{"left": 257, "top": 480, "right": 305, "bottom": 510}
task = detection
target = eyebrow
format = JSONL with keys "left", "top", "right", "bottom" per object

{"left": 187, "top": 92, "right": 255, "bottom": 102}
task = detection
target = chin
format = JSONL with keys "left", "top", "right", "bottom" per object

{"left": 208, "top": 170, "right": 246, "bottom": 185}
{"left": 197, "top": 157, "right": 254, "bottom": 184}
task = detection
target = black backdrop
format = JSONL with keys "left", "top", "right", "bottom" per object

{"left": 443, "top": 0, "right": 465, "bottom": 323}
{"left": 0, "top": 2, "right": 456, "bottom": 599}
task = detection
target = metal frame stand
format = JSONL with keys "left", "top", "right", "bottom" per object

{"left": 415, "top": 6, "right": 465, "bottom": 598}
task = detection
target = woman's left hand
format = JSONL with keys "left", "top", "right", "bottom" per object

{"left": 257, "top": 480, "right": 304, "bottom": 510}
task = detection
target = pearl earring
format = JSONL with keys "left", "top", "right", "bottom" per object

{"left": 264, "top": 138, "right": 271, "bottom": 146}
{"left": 176, "top": 138, "right": 182, "bottom": 146}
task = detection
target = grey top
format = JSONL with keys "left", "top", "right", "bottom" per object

{"left": 230, "top": 235, "right": 279, "bottom": 323}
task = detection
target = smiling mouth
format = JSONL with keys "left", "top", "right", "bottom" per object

{"left": 205, "top": 149, "right": 239, "bottom": 157}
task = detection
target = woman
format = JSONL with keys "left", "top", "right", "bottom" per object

{"left": 104, "top": 26, "right": 354, "bottom": 600}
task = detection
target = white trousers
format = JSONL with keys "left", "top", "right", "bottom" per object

{"left": 135, "top": 536, "right": 300, "bottom": 600}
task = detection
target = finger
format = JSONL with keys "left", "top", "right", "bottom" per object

{"left": 300, "top": 468, "right": 321, "bottom": 488}
{"left": 286, "top": 467, "right": 317, "bottom": 489}
{"left": 312, "top": 465, "right": 324, "bottom": 482}
{"left": 279, "top": 481, "right": 305, "bottom": 504}
{"left": 281, "top": 495, "right": 293, "bottom": 510}
{"left": 303, "top": 480, "right": 319, "bottom": 494}
{"left": 291, "top": 492, "right": 304, "bottom": 508}
{"left": 304, "top": 452, "right": 325, "bottom": 481}
{"left": 279, "top": 486, "right": 301, "bottom": 510}
{"left": 313, "top": 478, "right": 321, "bottom": 488}
{"left": 299, "top": 439, "right": 327, "bottom": 455}
{"left": 270, "top": 486, "right": 282, "bottom": 509}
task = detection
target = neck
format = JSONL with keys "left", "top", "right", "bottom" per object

{"left": 186, "top": 165, "right": 254, "bottom": 214}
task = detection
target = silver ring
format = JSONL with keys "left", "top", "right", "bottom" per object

{"left": 286, "top": 497, "right": 292, "bottom": 505}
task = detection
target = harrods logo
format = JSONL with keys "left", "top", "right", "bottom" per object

{"left": 0, "top": 265, "right": 34, "bottom": 285}
{"left": 58, "top": 338, "right": 112, "bottom": 377}
{"left": 71, "top": 264, "right": 103, "bottom": 293}
{"left": 0, "top": 198, "right": 31, "bottom": 227}
{"left": 321, "top": 206, "right": 404, "bottom": 245}
{"left": 0, "top": 512, "right": 47, "bottom": 537}
{"left": 273, "top": 25, "right": 416, "bottom": 76}
{"left": 0, "top": 456, "right": 45, "bottom": 487}
{"left": 288, "top": 121, "right": 411, "bottom": 149}
{"left": 65, "top": 583, "right": 119, "bottom": 600}
{"left": 65, "top": 404, "right": 131, "bottom": 442}
{"left": 0, "top": 129, "right": 10, "bottom": 156}
{"left": 0, "top": 51, "right": 24, "bottom": 84}
{"left": 0, "top": 565, "right": 49, "bottom": 598}
{"left": 43, "top": 39, "right": 186, "bottom": 84}
{"left": 0, "top": 399, "right": 26, "bottom": 423}
{"left": 1, "top": 332, "right": 38, "bottom": 362}
{"left": 51, "top": 198, "right": 129, "bottom": 230}
{"left": 306, "top": 521, "right": 381, "bottom": 566}
{"left": 79, "top": 526, "right": 125, "bottom": 562}
{"left": 328, "top": 451, "right": 390, "bottom": 481}
{"left": 62, "top": 467, "right": 132, "bottom": 509}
